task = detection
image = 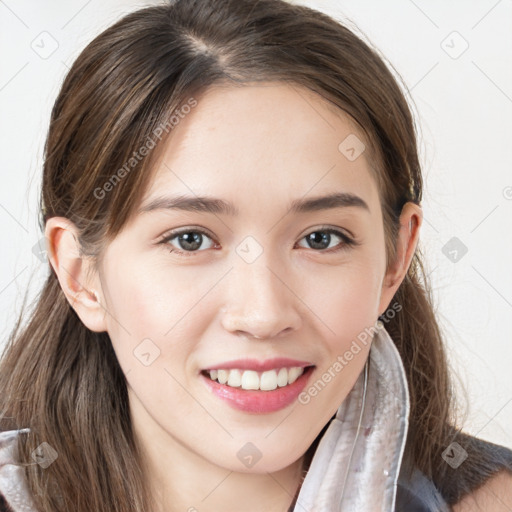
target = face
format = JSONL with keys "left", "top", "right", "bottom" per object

{"left": 94, "top": 82, "right": 396, "bottom": 474}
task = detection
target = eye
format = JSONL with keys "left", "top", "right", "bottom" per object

{"left": 158, "top": 228, "right": 216, "bottom": 256}
{"left": 296, "top": 228, "right": 356, "bottom": 252}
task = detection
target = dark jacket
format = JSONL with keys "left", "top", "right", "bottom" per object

{"left": 395, "top": 429, "right": 512, "bottom": 511}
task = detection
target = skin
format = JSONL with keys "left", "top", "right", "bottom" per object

{"left": 46, "top": 82, "right": 423, "bottom": 512}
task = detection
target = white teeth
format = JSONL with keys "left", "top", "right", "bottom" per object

{"left": 217, "top": 369, "right": 228, "bottom": 384}
{"left": 206, "top": 366, "right": 306, "bottom": 390}
{"left": 288, "top": 367, "right": 303, "bottom": 384}
{"left": 277, "top": 367, "right": 288, "bottom": 387}
{"left": 227, "top": 369, "right": 242, "bottom": 387}
{"left": 241, "top": 370, "right": 260, "bottom": 390}
{"left": 260, "top": 370, "right": 278, "bottom": 391}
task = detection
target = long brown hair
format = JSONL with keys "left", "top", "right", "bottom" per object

{"left": 0, "top": 0, "right": 497, "bottom": 510}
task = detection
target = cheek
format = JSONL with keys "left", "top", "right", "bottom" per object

{"left": 104, "top": 256, "right": 202, "bottom": 330}
{"left": 293, "top": 266, "right": 378, "bottom": 422}
{"left": 101, "top": 264, "right": 205, "bottom": 419}
{"left": 301, "top": 256, "right": 384, "bottom": 341}
{"left": 102, "top": 258, "right": 215, "bottom": 369}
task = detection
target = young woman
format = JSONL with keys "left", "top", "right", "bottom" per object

{"left": 1, "top": 1, "right": 511, "bottom": 511}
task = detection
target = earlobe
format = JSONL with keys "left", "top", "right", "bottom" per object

{"left": 44, "top": 217, "right": 107, "bottom": 333}
{"left": 378, "top": 202, "right": 423, "bottom": 316}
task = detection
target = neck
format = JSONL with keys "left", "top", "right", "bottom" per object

{"left": 142, "top": 436, "right": 307, "bottom": 512}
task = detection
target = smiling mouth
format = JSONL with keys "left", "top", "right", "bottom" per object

{"left": 200, "top": 365, "right": 315, "bottom": 391}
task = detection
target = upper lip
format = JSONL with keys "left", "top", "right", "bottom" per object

{"left": 202, "top": 357, "right": 314, "bottom": 372}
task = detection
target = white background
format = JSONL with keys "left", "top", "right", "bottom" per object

{"left": 1, "top": 0, "right": 511, "bottom": 450}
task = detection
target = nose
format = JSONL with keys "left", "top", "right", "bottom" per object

{"left": 220, "top": 257, "right": 302, "bottom": 340}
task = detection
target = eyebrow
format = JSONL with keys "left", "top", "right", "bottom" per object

{"left": 138, "top": 191, "right": 370, "bottom": 216}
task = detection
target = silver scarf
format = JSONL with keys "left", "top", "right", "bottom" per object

{"left": 293, "top": 321, "right": 410, "bottom": 512}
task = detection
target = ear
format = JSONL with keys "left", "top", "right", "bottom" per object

{"left": 378, "top": 202, "right": 423, "bottom": 316}
{"left": 44, "top": 217, "right": 107, "bottom": 333}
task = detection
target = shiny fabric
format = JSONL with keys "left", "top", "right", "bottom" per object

{"left": 291, "top": 321, "right": 450, "bottom": 512}
{"left": 0, "top": 428, "right": 36, "bottom": 511}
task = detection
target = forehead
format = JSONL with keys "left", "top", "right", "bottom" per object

{"left": 142, "top": 82, "right": 380, "bottom": 215}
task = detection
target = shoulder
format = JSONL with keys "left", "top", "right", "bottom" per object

{"left": 432, "top": 429, "right": 512, "bottom": 507}
{"left": 452, "top": 469, "right": 512, "bottom": 512}
{"left": 396, "top": 429, "right": 512, "bottom": 512}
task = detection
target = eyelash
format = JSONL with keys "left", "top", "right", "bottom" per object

{"left": 156, "top": 226, "right": 359, "bottom": 257}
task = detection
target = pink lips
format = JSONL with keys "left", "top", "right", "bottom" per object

{"left": 200, "top": 364, "right": 315, "bottom": 414}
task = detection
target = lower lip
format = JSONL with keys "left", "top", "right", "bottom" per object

{"left": 200, "top": 366, "right": 315, "bottom": 413}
